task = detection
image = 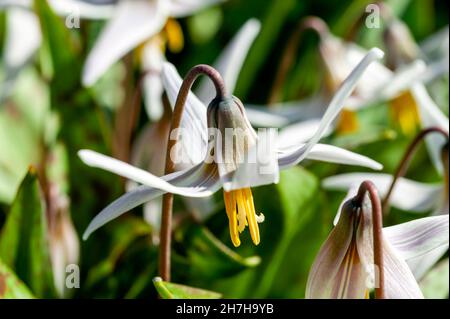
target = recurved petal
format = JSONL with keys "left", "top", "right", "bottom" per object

{"left": 161, "top": 62, "right": 208, "bottom": 166}
{"left": 48, "top": 0, "right": 115, "bottom": 19}
{"left": 245, "top": 96, "right": 327, "bottom": 128}
{"left": 169, "top": 0, "right": 225, "bottom": 18}
{"left": 323, "top": 173, "right": 443, "bottom": 212}
{"left": 411, "top": 83, "right": 449, "bottom": 174}
{"left": 306, "top": 202, "right": 367, "bottom": 299}
{"left": 82, "top": 0, "right": 169, "bottom": 86}
{"left": 82, "top": 160, "right": 222, "bottom": 239}
{"left": 278, "top": 143, "right": 383, "bottom": 171}
{"left": 384, "top": 215, "right": 449, "bottom": 279}
{"left": 78, "top": 150, "right": 218, "bottom": 197}
{"left": 276, "top": 48, "right": 384, "bottom": 168}
{"left": 196, "top": 19, "right": 261, "bottom": 102}
{"left": 83, "top": 185, "right": 164, "bottom": 240}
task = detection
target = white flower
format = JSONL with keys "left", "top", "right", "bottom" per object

{"left": 128, "top": 19, "right": 261, "bottom": 232}
{"left": 0, "top": 0, "right": 115, "bottom": 99}
{"left": 78, "top": 48, "right": 384, "bottom": 246}
{"left": 323, "top": 169, "right": 449, "bottom": 281}
{"left": 81, "top": 0, "right": 226, "bottom": 120}
{"left": 247, "top": 30, "right": 449, "bottom": 171}
{"left": 306, "top": 186, "right": 449, "bottom": 299}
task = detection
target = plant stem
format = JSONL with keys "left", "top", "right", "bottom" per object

{"left": 159, "top": 65, "right": 227, "bottom": 281}
{"left": 354, "top": 181, "right": 385, "bottom": 299}
{"left": 268, "top": 16, "right": 329, "bottom": 105}
{"left": 382, "top": 127, "right": 449, "bottom": 214}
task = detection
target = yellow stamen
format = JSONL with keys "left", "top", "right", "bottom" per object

{"left": 164, "top": 18, "right": 184, "bottom": 53}
{"left": 390, "top": 91, "right": 420, "bottom": 135}
{"left": 223, "top": 188, "right": 261, "bottom": 247}
{"left": 336, "top": 109, "right": 359, "bottom": 134}
{"left": 223, "top": 191, "right": 240, "bottom": 247}
{"left": 243, "top": 188, "right": 260, "bottom": 245}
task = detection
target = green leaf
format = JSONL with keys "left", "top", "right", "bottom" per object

{"left": 186, "top": 227, "right": 261, "bottom": 280}
{"left": 235, "top": 0, "right": 297, "bottom": 98}
{"left": 244, "top": 167, "right": 323, "bottom": 298}
{"left": 0, "top": 259, "right": 34, "bottom": 299}
{"left": 420, "top": 258, "right": 449, "bottom": 299}
{"left": 0, "top": 67, "right": 50, "bottom": 204}
{"left": 34, "top": 0, "right": 80, "bottom": 94}
{"left": 153, "top": 277, "right": 222, "bottom": 299}
{"left": 0, "top": 169, "right": 56, "bottom": 298}
{"left": 85, "top": 216, "right": 152, "bottom": 288}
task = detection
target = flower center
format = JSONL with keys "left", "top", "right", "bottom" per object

{"left": 223, "top": 188, "right": 263, "bottom": 247}
{"left": 336, "top": 109, "right": 359, "bottom": 134}
{"left": 389, "top": 91, "right": 420, "bottom": 135}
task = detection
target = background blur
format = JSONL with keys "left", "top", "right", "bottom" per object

{"left": 0, "top": 0, "right": 448, "bottom": 299}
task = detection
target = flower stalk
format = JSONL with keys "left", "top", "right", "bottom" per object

{"left": 353, "top": 181, "right": 385, "bottom": 299}
{"left": 268, "top": 16, "right": 329, "bottom": 105}
{"left": 159, "top": 65, "right": 227, "bottom": 281}
{"left": 382, "top": 127, "right": 449, "bottom": 214}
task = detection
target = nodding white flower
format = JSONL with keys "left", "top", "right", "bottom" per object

{"left": 0, "top": 0, "right": 115, "bottom": 99}
{"left": 78, "top": 48, "right": 384, "bottom": 246}
{"left": 322, "top": 147, "right": 449, "bottom": 281}
{"left": 248, "top": 25, "right": 449, "bottom": 172}
{"left": 81, "top": 0, "right": 226, "bottom": 120}
{"left": 306, "top": 186, "right": 449, "bottom": 299}
{"left": 246, "top": 20, "right": 447, "bottom": 137}
{"left": 128, "top": 19, "right": 262, "bottom": 233}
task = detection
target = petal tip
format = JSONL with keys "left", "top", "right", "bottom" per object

{"left": 368, "top": 47, "right": 385, "bottom": 60}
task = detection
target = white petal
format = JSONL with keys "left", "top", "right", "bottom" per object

{"left": 83, "top": 185, "right": 164, "bottom": 240}
{"left": 304, "top": 144, "right": 383, "bottom": 170}
{"left": 333, "top": 184, "right": 360, "bottom": 226}
{"left": 78, "top": 150, "right": 216, "bottom": 197}
{"left": 321, "top": 36, "right": 392, "bottom": 99}
{"left": 276, "top": 48, "right": 384, "bottom": 168}
{"left": 4, "top": 7, "right": 41, "bottom": 69}
{"left": 141, "top": 41, "right": 166, "bottom": 120}
{"left": 356, "top": 200, "right": 424, "bottom": 298}
{"left": 371, "top": 60, "right": 426, "bottom": 104}
{"left": 161, "top": 62, "right": 208, "bottom": 166}
{"left": 278, "top": 119, "right": 329, "bottom": 147}
{"left": 384, "top": 215, "right": 449, "bottom": 279}
{"left": 243, "top": 106, "right": 290, "bottom": 128}
{"left": 48, "top": 0, "right": 115, "bottom": 20}
{"left": 0, "top": 0, "right": 31, "bottom": 9}
{"left": 306, "top": 206, "right": 367, "bottom": 299}
{"left": 196, "top": 19, "right": 260, "bottom": 102}
{"left": 411, "top": 83, "right": 449, "bottom": 174}
{"left": 82, "top": 160, "right": 222, "bottom": 239}
{"left": 246, "top": 97, "right": 327, "bottom": 128}
{"left": 82, "top": 0, "right": 169, "bottom": 86}
{"left": 323, "top": 173, "right": 443, "bottom": 212}
{"left": 169, "top": 0, "right": 225, "bottom": 18}
{"left": 222, "top": 128, "right": 279, "bottom": 191}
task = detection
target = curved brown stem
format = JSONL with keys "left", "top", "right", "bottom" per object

{"left": 268, "top": 16, "right": 329, "bottom": 105}
{"left": 159, "top": 65, "right": 227, "bottom": 281}
{"left": 354, "top": 180, "right": 385, "bottom": 299}
{"left": 382, "top": 127, "right": 449, "bottom": 215}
